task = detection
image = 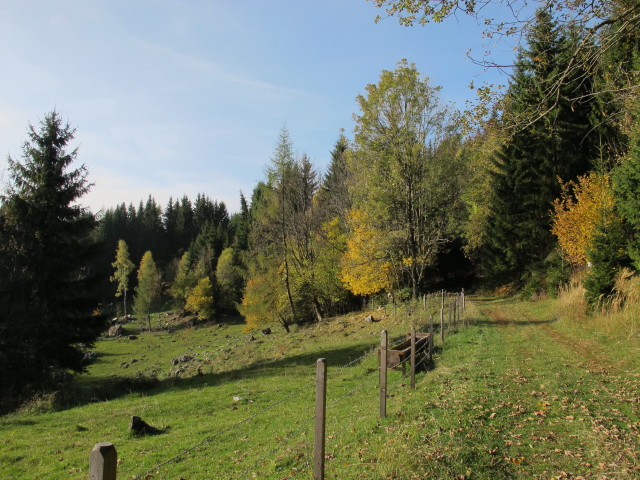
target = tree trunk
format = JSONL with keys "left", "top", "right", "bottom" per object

{"left": 280, "top": 317, "right": 291, "bottom": 333}
{"left": 313, "top": 298, "right": 323, "bottom": 322}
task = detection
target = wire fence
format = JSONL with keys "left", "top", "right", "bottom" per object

{"left": 88, "top": 289, "right": 469, "bottom": 480}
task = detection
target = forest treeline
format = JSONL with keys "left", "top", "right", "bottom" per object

{"left": 1, "top": 2, "right": 638, "bottom": 404}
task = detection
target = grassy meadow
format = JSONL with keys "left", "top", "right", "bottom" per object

{"left": 1, "top": 295, "right": 638, "bottom": 479}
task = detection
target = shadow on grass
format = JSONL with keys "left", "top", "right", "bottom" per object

{"left": 60, "top": 342, "right": 374, "bottom": 409}
{"left": 473, "top": 317, "right": 558, "bottom": 327}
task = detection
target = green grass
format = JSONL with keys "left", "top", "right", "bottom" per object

{"left": 1, "top": 296, "right": 638, "bottom": 479}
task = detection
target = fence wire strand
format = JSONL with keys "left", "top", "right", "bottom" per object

{"left": 125, "top": 291, "right": 467, "bottom": 480}
{"left": 231, "top": 412, "right": 316, "bottom": 480}
{"left": 131, "top": 378, "right": 314, "bottom": 480}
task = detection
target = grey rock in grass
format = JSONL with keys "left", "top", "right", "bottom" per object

{"left": 107, "top": 324, "right": 123, "bottom": 337}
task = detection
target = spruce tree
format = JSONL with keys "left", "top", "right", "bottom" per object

{"left": 317, "top": 132, "right": 351, "bottom": 223}
{"left": 481, "top": 9, "right": 598, "bottom": 284}
{"left": 612, "top": 102, "right": 640, "bottom": 268}
{"left": 0, "top": 111, "right": 105, "bottom": 396}
{"left": 584, "top": 215, "right": 628, "bottom": 307}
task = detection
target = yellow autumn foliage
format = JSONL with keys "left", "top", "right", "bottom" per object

{"left": 551, "top": 172, "right": 615, "bottom": 265}
{"left": 240, "top": 261, "right": 290, "bottom": 332}
{"left": 185, "top": 277, "right": 215, "bottom": 320}
{"left": 341, "top": 209, "right": 392, "bottom": 296}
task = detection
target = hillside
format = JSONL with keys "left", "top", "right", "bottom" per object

{"left": 1, "top": 297, "right": 638, "bottom": 479}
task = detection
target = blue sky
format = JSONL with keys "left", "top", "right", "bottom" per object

{"left": 0, "top": 0, "right": 517, "bottom": 213}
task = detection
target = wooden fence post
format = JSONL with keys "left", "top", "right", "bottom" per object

{"left": 429, "top": 315, "right": 434, "bottom": 362}
{"left": 380, "top": 330, "right": 388, "bottom": 419}
{"left": 89, "top": 442, "right": 117, "bottom": 480}
{"left": 440, "top": 308, "right": 445, "bottom": 343}
{"left": 453, "top": 297, "right": 457, "bottom": 326}
{"left": 314, "top": 358, "right": 327, "bottom": 480}
{"left": 410, "top": 327, "right": 416, "bottom": 389}
{"left": 461, "top": 290, "right": 466, "bottom": 326}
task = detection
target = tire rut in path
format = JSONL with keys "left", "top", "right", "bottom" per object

{"left": 482, "top": 306, "right": 608, "bottom": 370}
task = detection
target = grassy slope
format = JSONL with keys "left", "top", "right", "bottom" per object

{"left": 1, "top": 298, "right": 638, "bottom": 479}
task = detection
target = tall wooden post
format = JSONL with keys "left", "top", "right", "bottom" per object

{"left": 314, "top": 358, "right": 327, "bottom": 480}
{"left": 461, "top": 288, "right": 465, "bottom": 313}
{"left": 410, "top": 327, "right": 416, "bottom": 389}
{"left": 380, "top": 330, "right": 388, "bottom": 418}
{"left": 440, "top": 308, "right": 445, "bottom": 343}
{"left": 429, "top": 315, "right": 434, "bottom": 362}
{"left": 453, "top": 297, "right": 457, "bottom": 326}
{"left": 89, "top": 442, "right": 117, "bottom": 480}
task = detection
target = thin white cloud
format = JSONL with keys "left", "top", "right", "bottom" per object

{"left": 132, "top": 37, "right": 316, "bottom": 98}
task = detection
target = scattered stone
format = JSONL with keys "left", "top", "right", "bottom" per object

{"left": 364, "top": 315, "right": 377, "bottom": 323}
{"left": 128, "top": 335, "right": 138, "bottom": 340}
{"left": 82, "top": 351, "right": 97, "bottom": 365}
{"left": 172, "top": 354, "right": 194, "bottom": 365}
{"left": 130, "top": 358, "right": 138, "bottom": 363}
{"left": 233, "top": 396, "right": 243, "bottom": 402}
{"left": 261, "top": 327, "right": 272, "bottom": 335}
{"left": 129, "top": 416, "right": 162, "bottom": 435}
{"left": 107, "top": 324, "right": 123, "bottom": 337}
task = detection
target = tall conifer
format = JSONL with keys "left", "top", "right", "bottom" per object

{"left": 481, "top": 9, "right": 599, "bottom": 283}
{"left": 0, "top": 111, "right": 105, "bottom": 395}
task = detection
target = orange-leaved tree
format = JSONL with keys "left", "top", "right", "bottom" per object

{"left": 551, "top": 172, "right": 616, "bottom": 265}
